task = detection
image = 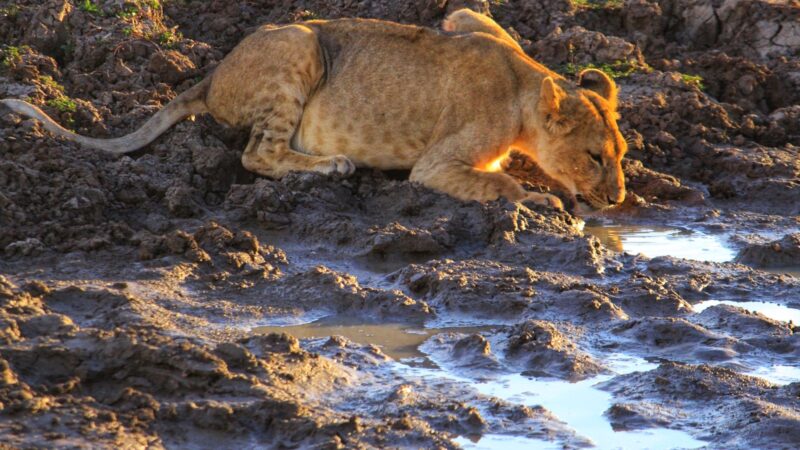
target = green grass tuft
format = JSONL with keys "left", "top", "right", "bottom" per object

{"left": 0, "top": 5, "right": 20, "bottom": 18}
{"left": 39, "top": 75, "right": 66, "bottom": 93}
{"left": 79, "top": 0, "right": 102, "bottom": 15}
{"left": 680, "top": 73, "right": 705, "bottom": 91}
{"left": 40, "top": 75, "right": 77, "bottom": 122}
{"left": 1, "top": 46, "right": 22, "bottom": 69}
{"left": 571, "top": 0, "right": 624, "bottom": 8}
{"left": 156, "top": 29, "right": 183, "bottom": 48}
{"left": 560, "top": 60, "right": 651, "bottom": 79}
{"left": 46, "top": 96, "right": 77, "bottom": 114}
{"left": 117, "top": 5, "right": 140, "bottom": 20}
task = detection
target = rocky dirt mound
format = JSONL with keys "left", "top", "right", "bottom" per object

{"left": 504, "top": 320, "right": 605, "bottom": 380}
{"left": 599, "top": 362, "right": 800, "bottom": 448}
{"left": 223, "top": 171, "right": 582, "bottom": 260}
{"left": 0, "top": 276, "right": 457, "bottom": 449}
{"left": 736, "top": 233, "right": 800, "bottom": 268}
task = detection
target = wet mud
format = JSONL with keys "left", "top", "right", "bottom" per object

{"left": 1, "top": 0, "right": 799, "bottom": 448}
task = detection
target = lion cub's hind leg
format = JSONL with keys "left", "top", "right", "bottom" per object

{"left": 210, "top": 24, "right": 355, "bottom": 178}
{"left": 242, "top": 122, "right": 355, "bottom": 179}
{"left": 239, "top": 61, "right": 355, "bottom": 177}
{"left": 442, "top": 9, "right": 522, "bottom": 51}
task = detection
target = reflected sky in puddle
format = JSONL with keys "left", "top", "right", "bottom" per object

{"left": 694, "top": 300, "right": 800, "bottom": 324}
{"left": 453, "top": 433, "right": 561, "bottom": 450}
{"left": 693, "top": 300, "right": 800, "bottom": 385}
{"left": 459, "top": 374, "right": 705, "bottom": 450}
{"left": 584, "top": 221, "right": 736, "bottom": 263}
{"left": 260, "top": 317, "right": 706, "bottom": 449}
{"left": 404, "top": 352, "right": 706, "bottom": 450}
{"left": 748, "top": 365, "right": 800, "bottom": 386}
{"left": 256, "top": 310, "right": 332, "bottom": 327}
{"left": 254, "top": 316, "right": 491, "bottom": 364}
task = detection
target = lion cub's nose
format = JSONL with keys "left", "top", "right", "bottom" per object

{"left": 607, "top": 195, "right": 621, "bottom": 206}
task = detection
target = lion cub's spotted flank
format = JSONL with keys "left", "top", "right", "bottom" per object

{"left": 1, "top": 9, "right": 626, "bottom": 211}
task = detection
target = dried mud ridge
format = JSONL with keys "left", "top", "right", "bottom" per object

{"left": 1, "top": 0, "right": 799, "bottom": 449}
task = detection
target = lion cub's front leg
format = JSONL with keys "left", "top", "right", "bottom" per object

{"left": 521, "top": 192, "right": 564, "bottom": 209}
{"left": 411, "top": 159, "right": 563, "bottom": 208}
{"left": 410, "top": 124, "right": 563, "bottom": 209}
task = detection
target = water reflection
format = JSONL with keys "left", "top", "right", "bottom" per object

{"left": 694, "top": 300, "right": 800, "bottom": 324}
{"left": 584, "top": 221, "right": 736, "bottom": 263}
{"left": 261, "top": 317, "right": 707, "bottom": 449}
{"left": 400, "top": 354, "right": 706, "bottom": 450}
{"left": 254, "top": 316, "right": 491, "bottom": 364}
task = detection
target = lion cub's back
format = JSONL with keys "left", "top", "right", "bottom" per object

{"left": 296, "top": 19, "right": 499, "bottom": 170}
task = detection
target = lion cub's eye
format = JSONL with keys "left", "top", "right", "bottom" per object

{"left": 588, "top": 151, "right": 603, "bottom": 166}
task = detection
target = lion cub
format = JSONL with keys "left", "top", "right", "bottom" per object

{"left": 1, "top": 9, "right": 626, "bottom": 211}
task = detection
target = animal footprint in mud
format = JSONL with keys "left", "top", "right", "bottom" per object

{"left": 316, "top": 155, "right": 356, "bottom": 176}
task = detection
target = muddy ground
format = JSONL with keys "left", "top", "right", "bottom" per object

{"left": 0, "top": 0, "right": 799, "bottom": 449}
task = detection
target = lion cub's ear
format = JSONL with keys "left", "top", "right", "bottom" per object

{"left": 578, "top": 68, "right": 618, "bottom": 110}
{"left": 538, "top": 77, "right": 575, "bottom": 135}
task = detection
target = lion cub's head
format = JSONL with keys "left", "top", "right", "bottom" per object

{"left": 531, "top": 69, "right": 627, "bottom": 212}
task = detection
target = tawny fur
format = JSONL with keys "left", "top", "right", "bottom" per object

{"left": 0, "top": 10, "right": 627, "bottom": 211}
{"left": 442, "top": 9, "right": 523, "bottom": 52}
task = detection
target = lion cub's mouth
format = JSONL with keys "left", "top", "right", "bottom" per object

{"left": 574, "top": 194, "right": 593, "bottom": 208}
{"left": 572, "top": 194, "right": 589, "bottom": 214}
{"left": 573, "top": 194, "right": 603, "bottom": 215}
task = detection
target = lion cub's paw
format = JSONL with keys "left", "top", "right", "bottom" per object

{"left": 316, "top": 155, "right": 356, "bottom": 176}
{"left": 442, "top": 17, "right": 456, "bottom": 32}
{"left": 521, "top": 192, "right": 563, "bottom": 210}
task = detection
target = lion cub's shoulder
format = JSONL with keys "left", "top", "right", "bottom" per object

{"left": 307, "top": 18, "right": 440, "bottom": 42}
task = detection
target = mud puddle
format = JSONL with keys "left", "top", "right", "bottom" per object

{"left": 412, "top": 347, "right": 707, "bottom": 450}
{"left": 693, "top": 300, "right": 800, "bottom": 385}
{"left": 584, "top": 222, "right": 800, "bottom": 278}
{"left": 441, "top": 370, "right": 707, "bottom": 450}
{"left": 3, "top": 0, "right": 800, "bottom": 447}
{"left": 262, "top": 318, "right": 707, "bottom": 449}
{"left": 258, "top": 230, "right": 431, "bottom": 289}
{"left": 254, "top": 317, "right": 491, "bottom": 366}
{"left": 694, "top": 300, "right": 800, "bottom": 324}
{"left": 584, "top": 220, "right": 736, "bottom": 262}
{"left": 748, "top": 365, "right": 800, "bottom": 386}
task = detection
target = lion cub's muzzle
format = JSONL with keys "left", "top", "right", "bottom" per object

{"left": 575, "top": 190, "right": 625, "bottom": 213}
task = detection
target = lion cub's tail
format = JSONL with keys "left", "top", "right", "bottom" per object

{"left": 0, "top": 77, "right": 210, "bottom": 154}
